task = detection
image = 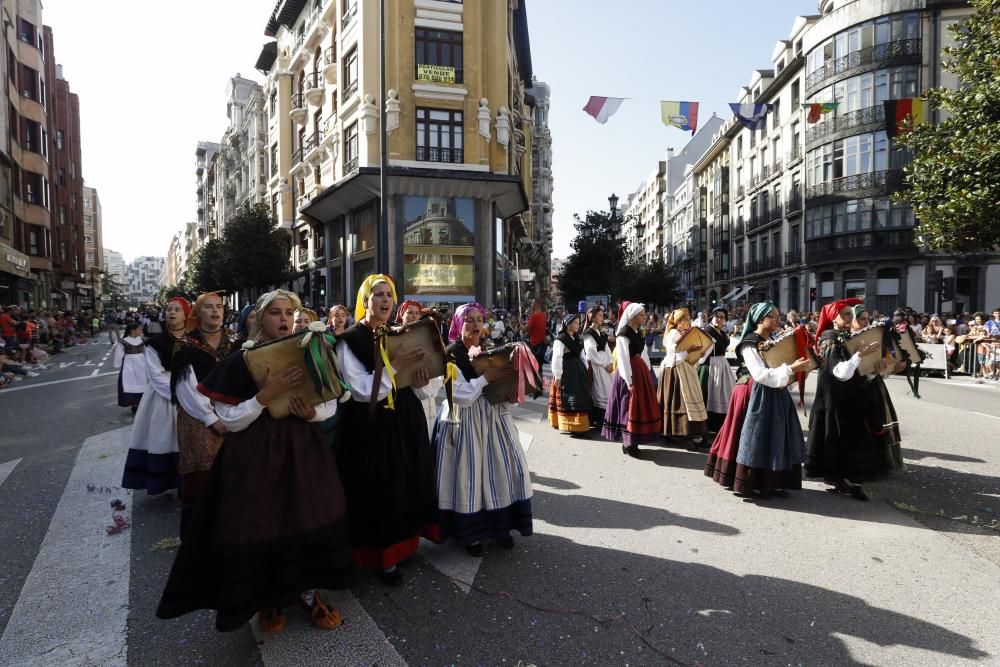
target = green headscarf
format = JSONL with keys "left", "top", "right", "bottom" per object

{"left": 737, "top": 300, "right": 777, "bottom": 347}
{"left": 851, "top": 303, "right": 867, "bottom": 321}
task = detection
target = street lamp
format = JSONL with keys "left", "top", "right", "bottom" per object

{"left": 608, "top": 193, "right": 620, "bottom": 310}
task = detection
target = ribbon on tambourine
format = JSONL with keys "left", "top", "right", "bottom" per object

{"left": 443, "top": 361, "right": 461, "bottom": 424}
{"left": 298, "top": 321, "right": 349, "bottom": 397}
{"left": 511, "top": 342, "right": 541, "bottom": 404}
{"left": 792, "top": 324, "right": 812, "bottom": 417}
{"left": 367, "top": 324, "right": 397, "bottom": 417}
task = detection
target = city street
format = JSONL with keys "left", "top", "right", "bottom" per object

{"left": 0, "top": 353, "right": 998, "bottom": 666}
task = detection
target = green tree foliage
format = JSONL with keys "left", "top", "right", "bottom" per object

{"left": 153, "top": 284, "right": 191, "bottom": 306}
{"left": 185, "top": 238, "right": 233, "bottom": 294}
{"left": 895, "top": 0, "right": 1000, "bottom": 252}
{"left": 222, "top": 203, "right": 291, "bottom": 294}
{"left": 558, "top": 211, "right": 682, "bottom": 310}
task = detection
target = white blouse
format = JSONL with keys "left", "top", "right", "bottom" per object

{"left": 583, "top": 334, "right": 613, "bottom": 369}
{"left": 659, "top": 329, "right": 688, "bottom": 369}
{"left": 614, "top": 329, "right": 651, "bottom": 388}
{"left": 741, "top": 346, "right": 792, "bottom": 389}
{"left": 215, "top": 396, "right": 336, "bottom": 432}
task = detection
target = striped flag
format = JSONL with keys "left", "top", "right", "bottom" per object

{"left": 802, "top": 102, "right": 838, "bottom": 123}
{"left": 883, "top": 98, "right": 926, "bottom": 138}
{"left": 660, "top": 101, "right": 699, "bottom": 134}
{"left": 582, "top": 96, "right": 625, "bottom": 124}
{"left": 729, "top": 103, "right": 773, "bottom": 131}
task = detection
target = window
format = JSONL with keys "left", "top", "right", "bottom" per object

{"left": 58, "top": 168, "right": 66, "bottom": 187}
{"left": 17, "top": 17, "right": 36, "bottom": 46}
{"left": 86, "top": 251, "right": 95, "bottom": 263}
{"left": 772, "top": 99, "right": 780, "bottom": 129}
{"left": 270, "top": 144, "right": 278, "bottom": 176}
{"left": 56, "top": 130, "right": 64, "bottom": 150}
{"left": 791, "top": 80, "right": 800, "bottom": 106}
{"left": 416, "top": 108, "right": 464, "bottom": 163}
{"left": 415, "top": 29, "right": 464, "bottom": 83}
{"left": 60, "top": 241, "right": 67, "bottom": 262}
{"left": 342, "top": 46, "right": 358, "bottom": 99}
{"left": 342, "top": 0, "right": 358, "bottom": 27}
{"left": 29, "top": 229, "right": 39, "bottom": 255}
{"left": 736, "top": 136, "right": 743, "bottom": 159}
{"left": 83, "top": 196, "right": 91, "bottom": 209}
{"left": 59, "top": 206, "right": 67, "bottom": 225}
{"left": 343, "top": 121, "right": 358, "bottom": 170}
{"left": 19, "top": 65, "right": 38, "bottom": 100}
{"left": 23, "top": 119, "right": 41, "bottom": 153}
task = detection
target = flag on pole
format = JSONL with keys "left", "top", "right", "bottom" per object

{"left": 883, "top": 98, "right": 926, "bottom": 138}
{"left": 802, "top": 102, "right": 839, "bottom": 123}
{"left": 583, "top": 96, "right": 625, "bottom": 124}
{"left": 729, "top": 103, "right": 773, "bottom": 130}
{"left": 660, "top": 101, "right": 699, "bottom": 134}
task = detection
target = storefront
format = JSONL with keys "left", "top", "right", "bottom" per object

{"left": 0, "top": 242, "right": 33, "bottom": 308}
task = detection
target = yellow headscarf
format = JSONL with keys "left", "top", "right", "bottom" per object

{"left": 354, "top": 274, "right": 398, "bottom": 322}
{"left": 185, "top": 291, "right": 224, "bottom": 332}
{"left": 664, "top": 307, "right": 691, "bottom": 333}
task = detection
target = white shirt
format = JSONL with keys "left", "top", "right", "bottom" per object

{"left": 741, "top": 346, "right": 792, "bottom": 389}
{"left": 215, "top": 396, "right": 337, "bottom": 432}
{"left": 658, "top": 329, "right": 688, "bottom": 369}
{"left": 583, "top": 333, "right": 612, "bottom": 369}
{"left": 335, "top": 338, "right": 436, "bottom": 401}
{"left": 614, "top": 329, "right": 651, "bottom": 388}
{"left": 177, "top": 371, "right": 220, "bottom": 427}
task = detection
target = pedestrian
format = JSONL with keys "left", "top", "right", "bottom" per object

{"left": 170, "top": 292, "right": 234, "bottom": 533}
{"left": 121, "top": 297, "right": 188, "bottom": 495}
{"left": 157, "top": 289, "right": 352, "bottom": 634}
{"left": 806, "top": 298, "right": 892, "bottom": 501}
{"left": 582, "top": 307, "right": 613, "bottom": 428}
{"left": 91, "top": 314, "right": 100, "bottom": 337}
{"left": 334, "top": 275, "right": 438, "bottom": 586}
{"left": 657, "top": 308, "right": 708, "bottom": 445}
{"left": 523, "top": 299, "right": 548, "bottom": 370}
{"left": 548, "top": 312, "right": 593, "bottom": 435}
{"left": 433, "top": 302, "right": 532, "bottom": 556}
{"left": 113, "top": 321, "right": 148, "bottom": 413}
{"left": 231, "top": 304, "right": 255, "bottom": 350}
{"left": 699, "top": 307, "right": 735, "bottom": 432}
{"left": 105, "top": 309, "right": 121, "bottom": 345}
{"left": 601, "top": 302, "right": 662, "bottom": 457}
{"left": 326, "top": 304, "right": 349, "bottom": 336}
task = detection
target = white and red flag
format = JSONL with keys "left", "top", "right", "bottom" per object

{"left": 582, "top": 96, "right": 625, "bottom": 124}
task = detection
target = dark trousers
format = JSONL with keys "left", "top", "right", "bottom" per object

{"left": 531, "top": 343, "right": 547, "bottom": 369}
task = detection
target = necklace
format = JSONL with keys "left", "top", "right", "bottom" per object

{"left": 200, "top": 327, "right": 222, "bottom": 335}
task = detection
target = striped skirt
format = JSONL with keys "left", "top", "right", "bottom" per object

{"left": 432, "top": 397, "right": 533, "bottom": 545}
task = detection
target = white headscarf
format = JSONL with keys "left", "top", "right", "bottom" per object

{"left": 617, "top": 303, "right": 644, "bottom": 335}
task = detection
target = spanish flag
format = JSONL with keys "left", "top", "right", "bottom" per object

{"left": 883, "top": 98, "right": 926, "bottom": 138}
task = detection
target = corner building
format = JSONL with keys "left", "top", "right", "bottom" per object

{"left": 256, "top": 0, "right": 535, "bottom": 309}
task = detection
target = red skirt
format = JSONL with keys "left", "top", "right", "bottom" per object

{"left": 703, "top": 379, "right": 753, "bottom": 487}
{"left": 601, "top": 356, "right": 662, "bottom": 446}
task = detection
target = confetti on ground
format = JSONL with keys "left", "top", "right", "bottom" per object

{"left": 151, "top": 537, "right": 182, "bottom": 551}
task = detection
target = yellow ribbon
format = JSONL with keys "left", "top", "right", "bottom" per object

{"left": 378, "top": 332, "right": 397, "bottom": 411}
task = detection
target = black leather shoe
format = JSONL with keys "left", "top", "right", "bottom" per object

{"left": 465, "top": 542, "right": 485, "bottom": 557}
{"left": 498, "top": 536, "right": 515, "bottom": 549}
{"left": 622, "top": 445, "right": 641, "bottom": 458}
{"left": 378, "top": 568, "right": 404, "bottom": 587}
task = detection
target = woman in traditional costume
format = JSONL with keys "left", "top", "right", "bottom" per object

{"left": 396, "top": 298, "right": 442, "bottom": 436}
{"left": 113, "top": 321, "right": 148, "bottom": 413}
{"left": 705, "top": 302, "right": 810, "bottom": 497}
{"left": 157, "top": 289, "right": 352, "bottom": 633}
{"left": 601, "top": 302, "right": 662, "bottom": 457}
{"left": 433, "top": 303, "right": 533, "bottom": 556}
{"left": 170, "top": 292, "right": 235, "bottom": 533}
{"left": 327, "top": 304, "right": 349, "bottom": 336}
{"left": 850, "top": 305, "right": 905, "bottom": 471}
{"left": 548, "top": 313, "right": 593, "bottom": 435}
{"left": 231, "top": 304, "right": 255, "bottom": 351}
{"left": 698, "top": 307, "right": 735, "bottom": 432}
{"left": 806, "top": 298, "right": 890, "bottom": 501}
{"left": 582, "top": 307, "right": 613, "bottom": 428}
{"left": 122, "top": 297, "right": 187, "bottom": 494}
{"left": 335, "top": 275, "right": 438, "bottom": 586}
{"left": 657, "top": 308, "right": 708, "bottom": 444}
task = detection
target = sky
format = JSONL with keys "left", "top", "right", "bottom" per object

{"left": 43, "top": 0, "right": 818, "bottom": 264}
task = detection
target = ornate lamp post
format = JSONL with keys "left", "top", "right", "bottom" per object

{"left": 608, "top": 193, "right": 620, "bottom": 309}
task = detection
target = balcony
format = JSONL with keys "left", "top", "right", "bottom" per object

{"left": 770, "top": 159, "right": 783, "bottom": 176}
{"left": 298, "top": 246, "right": 309, "bottom": 265}
{"left": 323, "top": 46, "right": 338, "bottom": 84}
{"left": 786, "top": 191, "right": 802, "bottom": 215}
{"left": 748, "top": 213, "right": 762, "bottom": 233}
{"left": 768, "top": 205, "right": 783, "bottom": 223}
{"left": 342, "top": 1, "right": 357, "bottom": 28}
{"left": 342, "top": 78, "right": 358, "bottom": 101}
{"left": 732, "top": 264, "right": 745, "bottom": 278}
{"left": 305, "top": 72, "right": 325, "bottom": 106}
{"left": 344, "top": 156, "right": 359, "bottom": 174}
{"left": 304, "top": 130, "right": 325, "bottom": 164}
{"left": 736, "top": 184, "right": 746, "bottom": 200}
{"left": 416, "top": 146, "right": 464, "bottom": 164}
{"left": 787, "top": 144, "right": 802, "bottom": 164}
{"left": 785, "top": 249, "right": 802, "bottom": 266}
{"left": 805, "top": 103, "right": 886, "bottom": 147}
{"left": 806, "top": 169, "right": 903, "bottom": 203}
{"left": 290, "top": 93, "right": 307, "bottom": 125}
{"left": 760, "top": 164, "right": 770, "bottom": 182}
{"left": 733, "top": 219, "right": 745, "bottom": 238}
{"left": 806, "top": 229, "right": 915, "bottom": 264}
{"left": 805, "top": 38, "right": 922, "bottom": 93}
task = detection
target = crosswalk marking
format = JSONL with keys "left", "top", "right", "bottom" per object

{"left": 418, "top": 539, "right": 483, "bottom": 594}
{"left": 0, "top": 371, "right": 116, "bottom": 392}
{"left": 0, "top": 458, "right": 22, "bottom": 489}
{"left": 0, "top": 427, "right": 132, "bottom": 667}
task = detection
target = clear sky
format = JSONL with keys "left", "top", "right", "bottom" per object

{"left": 43, "top": 0, "right": 818, "bottom": 263}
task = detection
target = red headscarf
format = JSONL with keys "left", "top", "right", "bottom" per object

{"left": 168, "top": 296, "right": 192, "bottom": 320}
{"left": 617, "top": 300, "right": 632, "bottom": 323}
{"left": 395, "top": 299, "right": 423, "bottom": 323}
{"left": 816, "top": 298, "right": 864, "bottom": 339}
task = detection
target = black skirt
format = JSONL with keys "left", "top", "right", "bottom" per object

{"left": 156, "top": 413, "right": 354, "bottom": 632}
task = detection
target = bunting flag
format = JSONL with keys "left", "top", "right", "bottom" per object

{"left": 660, "top": 100, "right": 699, "bottom": 134}
{"left": 729, "top": 103, "right": 773, "bottom": 130}
{"left": 583, "top": 96, "right": 625, "bottom": 124}
{"left": 883, "top": 98, "right": 926, "bottom": 138}
{"left": 803, "top": 102, "right": 839, "bottom": 123}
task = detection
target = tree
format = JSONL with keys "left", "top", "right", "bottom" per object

{"left": 185, "top": 238, "right": 234, "bottom": 294}
{"left": 153, "top": 284, "right": 191, "bottom": 306}
{"left": 557, "top": 211, "right": 632, "bottom": 308}
{"left": 222, "top": 203, "right": 291, "bottom": 297}
{"left": 620, "top": 256, "right": 682, "bottom": 311}
{"left": 894, "top": 0, "right": 1000, "bottom": 252}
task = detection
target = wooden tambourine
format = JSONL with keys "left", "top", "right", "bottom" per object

{"left": 243, "top": 329, "right": 345, "bottom": 418}
{"left": 384, "top": 316, "right": 447, "bottom": 388}
{"left": 675, "top": 326, "right": 715, "bottom": 366}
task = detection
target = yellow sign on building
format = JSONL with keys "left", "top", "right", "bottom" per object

{"left": 417, "top": 64, "right": 456, "bottom": 84}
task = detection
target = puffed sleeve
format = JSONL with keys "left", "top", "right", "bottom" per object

{"left": 215, "top": 397, "right": 265, "bottom": 432}
{"left": 452, "top": 373, "right": 489, "bottom": 406}
{"left": 144, "top": 347, "right": 172, "bottom": 400}
{"left": 660, "top": 329, "right": 687, "bottom": 368}
{"left": 337, "top": 340, "right": 394, "bottom": 402}
{"left": 615, "top": 336, "right": 633, "bottom": 387}
{"left": 742, "top": 346, "right": 792, "bottom": 389}
{"left": 112, "top": 342, "right": 125, "bottom": 369}
{"left": 833, "top": 352, "right": 862, "bottom": 382}
{"left": 176, "top": 371, "right": 219, "bottom": 427}
{"left": 412, "top": 375, "right": 443, "bottom": 400}
{"left": 551, "top": 339, "right": 566, "bottom": 379}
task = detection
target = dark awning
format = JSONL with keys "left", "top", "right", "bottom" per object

{"left": 513, "top": 0, "right": 533, "bottom": 85}
{"left": 255, "top": 42, "right": 278, "bottom": 74}
{"left": 301, "top": 166, "right": 529, "bottom": 222}
{"left": 264, "top": 0, "right": 307, "bottom": 37}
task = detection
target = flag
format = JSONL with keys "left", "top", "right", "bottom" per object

{"left": 660, "top": 100, "right": 699, "bottom": 134}
{"left": 583, "top": 96, "right": 625, "bottom": 124}
{"left": 802, "top": 102, "right": 838, "bottom": 123}
{"left": 884, "top": 98, "right": 926, "bottom": 138}
{"left": 729, "top": 103, "right": 773, "bottom": 130}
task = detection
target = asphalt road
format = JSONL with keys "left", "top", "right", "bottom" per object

{"left": 0, "top": 346, "right": 997, "bottom": 666}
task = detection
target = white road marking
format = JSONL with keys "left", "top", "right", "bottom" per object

{"left": 972, "top": 411, "right": 1000, "bottom": 421}
{"left": 518, "top": 428, "right": 535, "bottom": 452}
{"left": 0, "top": 458, "right": 22, "bottom": 489}
{"left": 0, "top": 427, "right": 132, "bottom": 666}
{"left": 0, "top": 372, "right": 116, "bottom": 392}
{"left": 418, "top": 539, "right": 483, "bottom": 594}
{"left": 58, "top": 361, "right": 77, "bottom": 369}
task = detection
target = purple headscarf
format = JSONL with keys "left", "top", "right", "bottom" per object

{"left": 448, "top": 302, "right": 487, "bottom": 342}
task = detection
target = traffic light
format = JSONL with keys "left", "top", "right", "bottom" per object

{"left": 942, "top": 276, "right": 955, "bottom": 302}
{"left": 809, "top": 287, "right": 817, "bottom": 301}
{"left": 929, "top": 270, "right": 944, "bottom": 294}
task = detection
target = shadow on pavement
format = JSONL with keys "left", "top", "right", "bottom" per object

{"left": 530, "top": 473, "right": 582, "bottom": 491}
{"left": 532, "top": 488, "right": 739, "bottom": 536}
{"left": 903, "top": 448, "right": 986, "bottom": 464}
{"left": 365, "top": 532, "right": 991, "bottom": 666}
